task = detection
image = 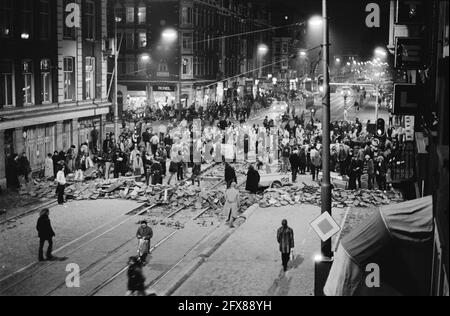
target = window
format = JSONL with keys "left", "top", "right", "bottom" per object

{"left": 115, "top": 7, "right": 125, "bottom": 22}
{"left": 63, "top": 0, "right": 75, "bottom": 39}
{"left": 85, "top": 1, "right": 95, "bottom": 40}
{"left": 182, "top": 33, "right": 192, "bottom": 51}
{"left": 126, "top": 7, "right": 135, "bottom": 23}
{"left": 85, "top": 57, "right": 95, "bottom": 99}
{"left": 22, "top": 0, "right": 33, "bottom": 39}
{"left": 40, "top": 0, "right": 51, "bottom": 40}
{"left": 126, "top": 33, "right": 135, "bottom": 49}
{"left": 22, "top": 60, "right": 34, "bottom": 105}
{"left": 138, "top": 7, "right": 146, "bottom": 24}
{"left": 63, "top": 57, "right": 75, "bottom": 101}
{"left": 40, "top": 59, "right": 51, "bottom": 103}
{"left": 139, "top": 32, "right": 147, "bottom": 48}
{"left": 0, "top": 61, "right": 14, "bottom": 108}
{"left": 182, "top": 6, "right": 193, "bottom": 25}
{"left": 1, "top": 0, "right": 13, "bottom": 37}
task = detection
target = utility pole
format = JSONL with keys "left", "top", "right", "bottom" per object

{"left": 321, "top": 0, "right": 332, "bottom": 259}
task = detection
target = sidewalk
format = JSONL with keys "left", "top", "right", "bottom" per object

{"left": 172, "top": 203, "right": 324, "bottom": 296}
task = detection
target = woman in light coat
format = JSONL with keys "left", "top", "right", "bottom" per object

{"left": 223, "top": 182, "right": 240, "bottom": 228}
{"left": 44, "top": 153, "right": 54, "bottom": 180}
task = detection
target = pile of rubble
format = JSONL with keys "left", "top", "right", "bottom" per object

{"left": 258, "top": 183, "right": 404, "bottom": 209}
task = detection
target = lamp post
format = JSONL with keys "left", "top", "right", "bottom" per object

{"left": 321, "top": 0, "right": 332, "bottom": 259}
{"left": 161, "top": 28, "right": 181, "bottom": 119}
{"left": 114, "top": 16, "right": 121, "bottom": 142}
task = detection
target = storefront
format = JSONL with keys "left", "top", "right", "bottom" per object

{"left": 151, "top": 85, "right": 177, "bottom": 109}
{"left": 127, "top": 90, "right": 148, "bottom": 111}
{"left": 23, "top": 124, "right": 56, "bottom": 172}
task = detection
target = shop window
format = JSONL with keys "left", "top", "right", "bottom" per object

{"left": 85, "top": 57, "right": 95, "bottom": 100}
{"left": 0, "top": 61, "right": 14, "bottom": 108}
{"left": 22, "top": 60, "right": 34, "bottom": 105}
{"left": 0, "top": 0, "right": 13, "bottom": 37}
{"left": 63, "top": 57, "right": 75, "bottom": 101}
{"left": 40, "top": 59, "right": 51, "bottom": 103}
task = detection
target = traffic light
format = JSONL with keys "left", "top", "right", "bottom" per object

{"left": 376, "top": 118, "right": 386, "bottom": 137}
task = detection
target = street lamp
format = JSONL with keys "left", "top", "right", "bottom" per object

{"left": 321, "top": 0, "right": 332, "bottom": 259}
{"left": 114, "top": 16, "right": 122, "bottom": 142}
{"left": 374, "top": 47, "right": 388, "bottom": 58}
{"left": 161, "top": 28, "right": 181, "bottom": 117}
{"left": 257, "top": 44, "right": 269, "bottom": 78}
{"left": 308, "top": 16, "right": 323, "bottom": 28}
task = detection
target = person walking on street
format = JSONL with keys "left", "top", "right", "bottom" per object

{"left": 56, "top": 163, "right": 66, "bottom": 205}
{"left": 191, "top": 161, "right": 201, "bottom": 187}
{"left": 18, "top": 152, "right": 31, "bottom": 184}
{"left": 366, "top": 155, "right": 375, "bottom": 190}
{"left": 44, "top": 153, "right": 54, "bottom": 180}
{"left": 136, "top": 220, "right": 153, "bottom": 264}
{"left": 223, "top": 182, "right": 240, "bottom": 228}
{"left": 126, "top": 256, "right": 146, "bottom": 296}
{"left": 277, "top": 219, "right": 295, "bottom": 272}
{"left": 36, "top": 208, "right": 55, "bottom": 261}
{"left": 310, "top": 146, "right": 321, "bottom": 182}
{"left": 289, "top": 149, "right": 300, "bottom": 183}
{"left": 224, "top": 162, "right": 237, "bottom": 188}
{"left": 245, "top": 164, "right": 260, "bottom": 194}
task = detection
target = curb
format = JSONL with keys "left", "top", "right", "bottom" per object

{"left": 157, "top": 203, "right": 260, "bottom": 296}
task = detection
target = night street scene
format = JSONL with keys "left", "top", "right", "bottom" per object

{"left": 0, "top": 0, "right": 448, "bottom": 301}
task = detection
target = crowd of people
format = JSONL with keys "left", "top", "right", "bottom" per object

{"left": 4, "top": 88, "right": 408, "bottom": 200}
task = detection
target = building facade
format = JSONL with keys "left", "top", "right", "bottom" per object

{"left": 0, "top": 0, "right": 111, "bottom": 189}
{"left": 108, "top": 0, "right": 273, "bottom": 112}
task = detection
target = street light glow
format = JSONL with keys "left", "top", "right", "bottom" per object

{"left": 161, "top": 28, "right": 178, "bottom": 43}
{"left": 140, "top": 54, "right": 150, "bottom": 62}
{"left": 308, "top": 16, "right": 323, "bottom": 28}
{"left": 300, "top": 50, "right": 307, "bottom": 57}
{"left": 335, "top": 58, "right": 341, "bottom": 63}
{"left": 257, "top": 43, "right": 269, "bottom": 55}
{"left": 375, "top": 47, "right": 387, "bottom": 58}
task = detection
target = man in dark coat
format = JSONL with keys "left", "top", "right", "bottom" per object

{"left": 224, "top": 162, "right": 237, "bottom": 188}
{"left": 6, "top": 154, "right": 20, "bottom": 190}
{"left": 36, "top": 208, "right": 55, "bottom": 261}
{"left": 245, "top": 165, "right": 260, "bottom": 194}
{"left": 277, "top": 219, "right": 295, "bottom": 272}
{"left": 289, "top": 149, "right": 301, "bottom": 182}
{"left": 18, "top": 152, "right": 31, "bottom": 183}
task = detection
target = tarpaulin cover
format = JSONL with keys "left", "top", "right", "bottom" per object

{"left": 324, "top": 196, "right": 433, "bottom": 296}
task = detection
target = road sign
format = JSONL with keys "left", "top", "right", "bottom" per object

{"left": 310, "top": 212, "right": 341, "bottom": 242}
{"left": 393, "top": 83, "right": 420, "bottom": 115}
{"left": 395, "top": 37, "right": 426, "bottom": 69}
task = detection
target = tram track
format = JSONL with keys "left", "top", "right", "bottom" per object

{"left": 0, "top": 162, "right": 247, "bottom": 296}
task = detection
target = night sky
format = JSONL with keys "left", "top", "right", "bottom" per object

{"left": 267, "top": 0, "right": 391, "bottom": 59}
